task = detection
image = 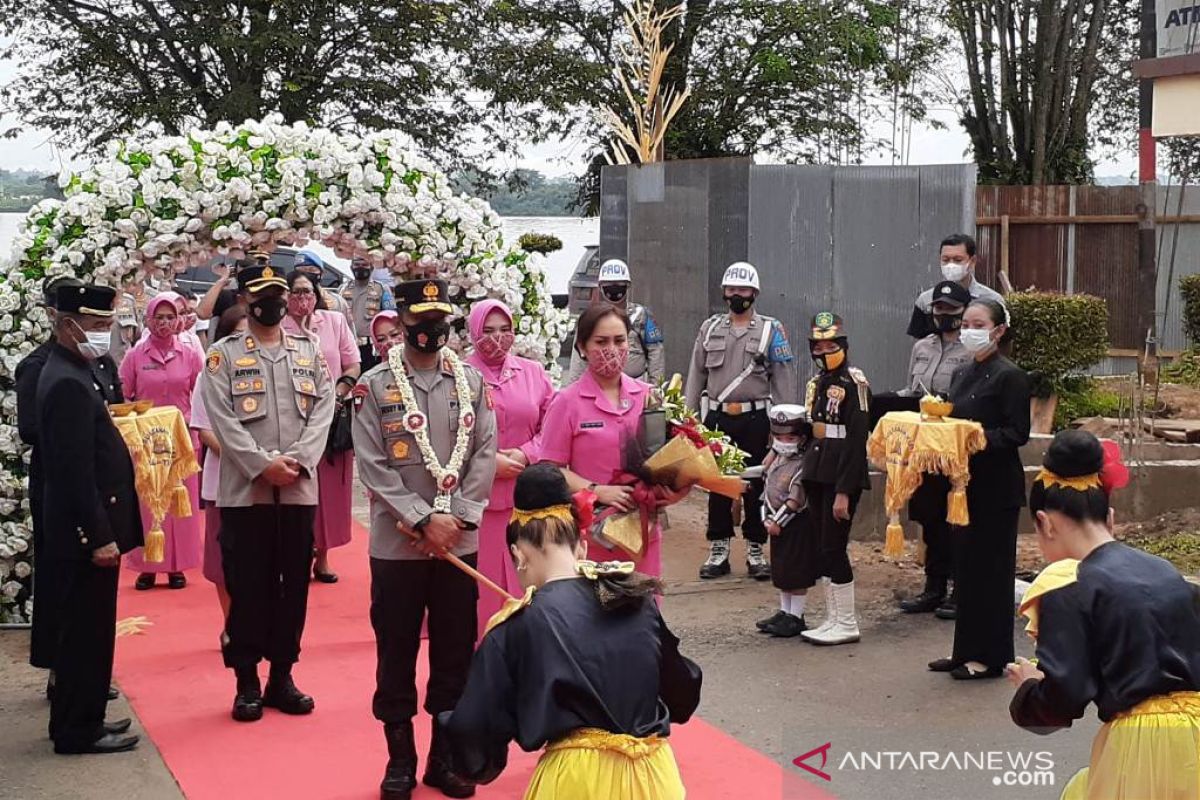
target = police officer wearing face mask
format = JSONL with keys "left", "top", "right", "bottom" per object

{"left": 685, "top": 261, "right": 799, "bottom": 581}
{"left": 565, "top": 258, "right": 664, "bottom": 385}
{"left": 900, "top": 280, "right": 973, "bottom": 618}
{"left": 37, "top": 283, "right": 143, "bottom": 754}
{"left": 906, "top": 234, "right": 1005, "bottom": 340}
{"left": 201, "top": 263, "right": 335, "bottom": 723}
{"left": 343, "top": 256, "right": 396, "bottom": 370}
{"left": 351, "top": 279, "right": 496, "bottom": 800}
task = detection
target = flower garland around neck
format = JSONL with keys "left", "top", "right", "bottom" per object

{"left": 387, "top": 343, "right": 476, "bottom": 512}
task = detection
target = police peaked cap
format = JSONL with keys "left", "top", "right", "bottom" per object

{"left": 769, "top": 403, "right": 811, "bottom": 436}
{"left": 42, "top": 275, "right": 83, "bottom": 309}
{"left": 239, "top": 263, "right": 288, "bottom": 294}
{"left": 809, "top": 311, "right": 848, "bottom": 345}
{"left": 396, "top": 279, "right": 453, "bottom": 315}
{"left": 930, "top": 280, "right": 972, "bottom": 308}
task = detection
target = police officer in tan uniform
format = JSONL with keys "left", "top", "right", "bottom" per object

{"left": 351, "top": 279, "right": 496, "bottom": 800}
{"left": 685, "top": 262, "right": 799, "bottom": 580}
{"left": 565, "top": 258, "right": 665, "bottom": 385}
{"left": 201, "top": 263, "right": 335, "bottom": 723}
{"left": 343, "top": 256, "right": 396, "bottom": 370}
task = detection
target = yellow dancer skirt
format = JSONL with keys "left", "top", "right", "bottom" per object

{"left": 525, "top": 727, "right": 685, "bottom": 800}
{"left": 1061, "top": 691, "right": 1200, "bottom": 800}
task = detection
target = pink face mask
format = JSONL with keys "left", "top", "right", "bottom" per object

{"left": 181, "top": 312, "right": 197, "bottom": 332}
{"left": 288, "top": 294, "right": 317, "bottom": 318}
{"left": 475, "top": 332, "right": 514, "bottom": 365}
{"left": 149, "top": 317, "right": 177, "bottom": 340}
{"left": 587, "top": 346, "right": 628, "bottom": 379}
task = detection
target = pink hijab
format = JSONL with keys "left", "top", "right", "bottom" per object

{"left": 466, "top": 299, "right": 513, "bottom": 378}
{"left": 370, "top": 310, "right": 400, "bottom": 360}
{"left": 145, "top": 292, "right": 184, "bottom": 346}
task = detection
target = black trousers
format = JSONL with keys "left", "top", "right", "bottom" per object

{"left": 704, "top": 409, "right": 770, "bottom": 543}
{"left": 220, "top": 504, "right": 315, "bottom": 670}
{"left": 49, "top": 559, "right": 118, "bottom": 748}
{"left": 800, "top": 482, "right": 860, "bottom": 587}
{"left": 921, "top": 519, "right": 955, "bottom": 585}
{"left": 951, "top": 507, "right": 1019, "bottom": 670}
{"left": 29, "top": 452, "right": 62, "bottom": 670}
{"left": 370, "top": 556, "right": 478, "bottom": 725}
{"left": 359, "top": 344, "right": 379, "bottom": 372}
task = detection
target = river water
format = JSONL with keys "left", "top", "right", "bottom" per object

{"left": 0, "top": 212, "right": 599, "bottom": 294}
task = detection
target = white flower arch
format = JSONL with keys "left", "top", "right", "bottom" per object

{"left": 0, "top": 115, "right": 569, "bottom": 621}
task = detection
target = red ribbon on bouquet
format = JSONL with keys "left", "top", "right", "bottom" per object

{"left": 610, "top": 471, "right": 667, "bottom": 540}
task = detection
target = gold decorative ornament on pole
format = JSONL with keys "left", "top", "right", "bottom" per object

{"left": 600, "top": 0, "right": 690, "bottom": 165}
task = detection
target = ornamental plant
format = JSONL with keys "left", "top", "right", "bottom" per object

{"left": 1007, "top": 291, "right": 1109, "bottom": 398}
{"left": 0, "top": 116, "right": 570, "bottom": 622}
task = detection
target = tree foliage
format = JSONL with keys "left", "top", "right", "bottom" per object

{"left": 1007, "top": 291, "right": 1110, "bottom": 396}
{"left": 947, "top": 0, "right": 1118, "bottom": 185}
{"left": 0, "top": 0, "right": 490, "bottom": 166}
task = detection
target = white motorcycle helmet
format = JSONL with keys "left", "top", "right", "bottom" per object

{"left": 721, "top": 261, "right": 760, "bottom": 291}
{"left": 598, "top": 258, "right": 632, "bottom": 284}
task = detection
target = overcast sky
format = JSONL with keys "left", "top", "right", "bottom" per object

{"left": 0, "top": 55, "right": 1140, "bottom": 184}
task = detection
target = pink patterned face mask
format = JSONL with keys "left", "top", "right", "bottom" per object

{"left": 288, "top": 294, "right": 317, "bottom": 318}
{"left": 587, "top": 345, "right": 628, "bottom": 379}
{"left": 180, "top": 312, "right": 197, "bottom": 332}
{"left": 149, "top": 317, "right": 177, "bottom": 340}
{"left": 475, "top": 332, "right": 514, "bottom": 365}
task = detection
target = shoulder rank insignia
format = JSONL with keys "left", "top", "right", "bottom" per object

{"left": 848, "top": 367, "right": 870, "bottom": 411}
{"left": 243, "top": 336, "right": 257, "bottom": 351}
{"left": 483, "top": 585, "right": 536, "bottom": 637}
{"left": 206, "top": 350, "right": 222, "bottom": 374}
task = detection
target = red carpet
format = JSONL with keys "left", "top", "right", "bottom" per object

{"left": 114, "top": 524, "right": 832, "bottom": 799}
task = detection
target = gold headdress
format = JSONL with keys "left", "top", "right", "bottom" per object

{"left": 575, "top": 560, "right": 636, "bottom": 580}
{"left": 510, "top": 504, "right": 573, "bottom": 525}
{"left": 1034, "top": 469, "right": 1101, "bottom": 492}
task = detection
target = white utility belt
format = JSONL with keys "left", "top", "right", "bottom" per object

{"left": 706, "top": 399, "right": 769, "bottom": 416}
{"left": 812, "top": 422, "right": 847, "bottom": 439}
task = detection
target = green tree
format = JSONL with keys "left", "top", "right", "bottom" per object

{"left": 947, "top": 0, "right": 1119, "bottom": 184}
{"left": 0, "top": 1, "right": 490, "bottom": 165}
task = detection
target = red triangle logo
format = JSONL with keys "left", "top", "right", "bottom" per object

{"left": 793, "top": 742, "right": 833, "bottom": 782}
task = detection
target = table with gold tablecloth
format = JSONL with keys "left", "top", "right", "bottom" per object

{"left": 866, "top": 411, "right": 986, "bottom": 557}
{"left": 112, "top": 405, "right": 199, "bottom": 563}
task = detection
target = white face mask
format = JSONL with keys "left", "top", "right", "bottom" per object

{"left": 941, "top": 262, "right": 969, "bottom": 282}
{"left": 69, "top": 319, "right": 111, "bottom": 360}
{"left": 772, "top": 440, "right": 800, "bottom": 457}
{"left": 960, "top": 327, "right": 994, "bottom": 354}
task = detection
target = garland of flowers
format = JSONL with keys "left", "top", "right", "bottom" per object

{"left": 387, "top": 344, "right": 474, "bottom": 513}
{"left": 0, "top": 115, "right": 570, "bottom": 622}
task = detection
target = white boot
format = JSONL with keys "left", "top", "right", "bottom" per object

{"left": 804, "top": 581, "right": 860, "bottom": 645}
{"left": 800, "top": 579, "right": 835, "bottom": 641}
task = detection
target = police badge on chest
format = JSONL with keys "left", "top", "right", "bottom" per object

{"left": 825, "top": 385, "right": 845, "bottom": 421}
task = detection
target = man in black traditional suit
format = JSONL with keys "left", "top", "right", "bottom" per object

{"left": 36, "top": 282, "right": 143, "bottom": 755}
{"left": 17, "top": 274, "right": 123, "bottom": 700}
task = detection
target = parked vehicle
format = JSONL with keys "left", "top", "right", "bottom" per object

{"left": 566, "top": 244, "right": 601, "bottom": 317}
{"left": 172, "top": 246, "right": 349, "bottom": 296}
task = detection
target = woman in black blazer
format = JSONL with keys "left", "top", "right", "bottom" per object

{"left": 929, "top": 299, "right": 1031, "bottom": 680}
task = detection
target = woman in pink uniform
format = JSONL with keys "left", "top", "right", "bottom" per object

{"left": 120, "top": 293, "right": 205, "bottom": 590}
{"left": 464, "top": 299, "right": 556, "bottom": 635}
{"left": 539, "top": 305, "right": 682, "bottom": 578}
{"left": 190, "top": 306, "right": 249, "bottom": 638}
{"left": 282, "top": 268, "right": 361, "bottom": 582}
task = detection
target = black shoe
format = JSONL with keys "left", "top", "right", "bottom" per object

{"left": 381, "top": 722, "right": 418, "bottom": 800}
{"left": 167, "top": 572, "right": 187, "bottom": 589}
{"left": 423, "top": 757, "right": 476, "bottom": 798}
{"left": 934, "top": 601, "right": 958, "bottom": 620}
{"left": 927, "top": 657, "right": 958, "bottom": 673}
{"left": 263, "top": 673, "right": 315, "bottom": 715}
{"left": 756, "top": 609, "right": 788, "bottom": 632}
{"left": 107, "top": 685, "right": 119, "bottom": 701}
{"left": 232, "top": 668, "right": 263, "bottom": 722}
{"left": 134, "top": 573, "right": 156, "bottom": 591}
{"left": 313, "top": 568, "right": 339, "bottom": 584}
{"left": 55, "top": 732, "right": 140, "bottom": 755}
{"left": 104, "top": 718, "right": 132, "bottom": 735}
{"left": 950, "top": 664, "right": 1003, "bottom": 681}
{"left": 764, "top": 613, "right": 807, "bottom": 638}
{"left": 900, "top": 588, "right": 946, "bottom": 614}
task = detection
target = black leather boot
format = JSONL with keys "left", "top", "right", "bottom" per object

{"left": 423, "top": 719, "right": 476, "bottom": 798}
{"left": 935, "top": 581, "right": 959, "bottom": 620}
{"left": 231, "top": 666, "right": 263, "bottom": 722}
{"left": 381, "top": 722, "right": 418, "bottom": 800}
{"left": 899, "top": 576, "right": 947, "bottom": 614}
{"left": 263, "top": 664, "right": 315, "bottom": 715}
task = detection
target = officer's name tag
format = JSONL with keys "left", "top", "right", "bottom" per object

{"left": 579, "top": 421, "right": 605, "bottom": 430}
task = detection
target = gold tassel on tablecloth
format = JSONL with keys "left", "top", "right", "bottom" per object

{"left": 143, "top": 528, "right": 165, "bottom": 563}
{"left": 884, "top": 518, "right": 906, "bottom": 558}
{"left": 946, "top": 487, "right": 970, "bottom": 526}
{"left": 170, "top": 485, "right": 193, "bottom": 518}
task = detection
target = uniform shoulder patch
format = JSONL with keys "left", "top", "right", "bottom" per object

{"left": 642, "top": 311, "right": 664, "bottom": 345}
{"left": 768, "top": 321, "right": 793, "bottom": 363}
{"left": 206, "top": 350, "right": 222, "bottom": 374}
{"left": 351, "top": 382, "right": 369, "bottom": 409}
{"left": 848, "top": 367, "right": 869, "bottom": 387}
{"left": 848, "top": 367, "right": 870, "bottom": 412}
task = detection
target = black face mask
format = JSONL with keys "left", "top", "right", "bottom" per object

{"left": 353, "top": 268, "right": 371, "bottom": 280}
{"left": 405, "top": 319, "right": 451, "bottom": 353}
{"left": 249, "top": 295, "right": 287, "bottom": 327}
{"left": 601, "top": 284, "right": 628, "bottom": 303}
{"left": 934, "top": 313, "right": 963, "bottom": 333}
{"left": 726, "top": 294, "right": 754, "bottom": 314}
